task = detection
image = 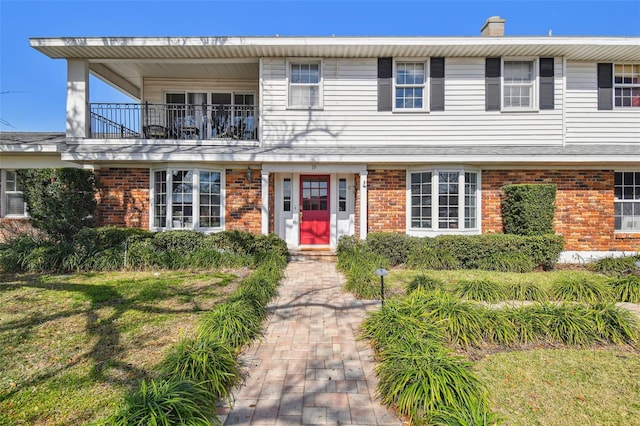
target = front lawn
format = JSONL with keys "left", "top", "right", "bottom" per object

{"left": 0, "top": 270, "right": 241, "bottom": 425}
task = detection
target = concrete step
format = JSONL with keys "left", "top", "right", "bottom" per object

{"left": 288, "top": 248, "right": 337, "bottom": 262}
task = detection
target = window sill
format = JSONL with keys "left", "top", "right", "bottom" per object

{"left": 500, "top": 108, "right": 539, "bottom": 113}
{"left": 0, "top": 215, "right": 30, "bottom": 220}
{"left": 286, "top": 106, "right": 324, "bottom": 111}
{"left": 407, "top": 228, "right": 480, "bottom": 237}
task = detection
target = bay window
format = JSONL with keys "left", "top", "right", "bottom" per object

{"left": 2, "top": 170, "right": 27, "bottom": 217}
{"left": 152, "top": 168, "right": 223, "bottom": 230}
{"left": 614, "top": 171, "right": 640, "bottom": 232}
{"left": 408, "top": 169, "right": 480, "bottom": 235}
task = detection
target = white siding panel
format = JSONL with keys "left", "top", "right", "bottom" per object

{"left": 261, "top": 57, "right": 565, "bottom": 146}
{"left": 566, "top": 62, "right": 640, "bottom": 144}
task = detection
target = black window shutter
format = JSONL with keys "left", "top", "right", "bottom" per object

{"left": 430, "top": 57, "right": 445, "bottom": 111}
{"left": 539, "top": 58, "right": 555, "bottom": 110}
{"left": 597, "top": 63, "right": 613, "bottom": 110}
{"left": 485, "top": 58, "right": 501, "bottom": 111}
{"left": 378, "top": 58, "right": 393, "bottom": 112}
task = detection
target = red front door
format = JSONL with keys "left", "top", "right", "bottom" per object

{"left": 300, "top": 175, "right": 330, "bottom": 245}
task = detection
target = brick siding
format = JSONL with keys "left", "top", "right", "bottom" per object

{"left": 482, "top": 169, "right": 640, "bottom": 252}
{"left": 367, "top": 170, "right": 406, "bottom": 234}
{"left": 95, "top": 168, "right": 150, "bottom": 228}
{"left": 225, "top": 169, "right": 262, "bottom": 234}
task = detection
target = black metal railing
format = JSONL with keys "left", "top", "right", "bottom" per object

{"left": 89, "top": 103, "right": 259, "bottom": 141}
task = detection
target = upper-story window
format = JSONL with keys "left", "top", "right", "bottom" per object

{"left": 395, "top": 61, "right": 426, "bottom": 110}
{"left": 614, "top": 171, "right": 640, "bottom": 232}
{"left": 614, "top": 64, "right": 640, "bottom": 108}
{"left": 2, "top": 170, "right": 27, "bottom": 218}
{"left": 288, "top": 61, "right": 322, "bottom": 108}
{"left": 503, "top": 60, "right": 536, "bottom": 110}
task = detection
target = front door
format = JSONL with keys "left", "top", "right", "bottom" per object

{"left": 300, "top": 175, "right": 330, "bottom": 245}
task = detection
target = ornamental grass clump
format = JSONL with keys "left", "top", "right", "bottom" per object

{"left": 589, "top": 255, "right": 640, "bottom": 277}
{"left": 480, "top": 309, "right": 518, "bottom": 347}
{"left": 607, "top": 275, "right": 640, "bottom": 303}
{"left": 454, "top": 279, "right": 506, "bottom": 303}
{"left": 359, "top": 294, "right": 444, "bottom": 353}
{"left": 106, "top": 378, "right": 219, "bottom": 426}
{"left": 534, "top": 303, "right": 598, "bottom": 346}
{"left": 197, "top": 300, "right": 263, "bottom": 350}
{"left": 507, "top": 280, "right": 549, "bottom": 301}
{"left": 376, "top": 339, "right": 490, "bottom": 426}
{"left": 161, "top": 336, "right": 242, "bottom": 403}
{"left": 502, "top": 305, "right": 549, "bottom": 345}
{"left": 419, "top": 290, "right": 485, "bottom": 347}
{"left": 589, "top": 302, "right": 640, "bottom": 345}
{"left": 551, "top": 275, "right": 611, "bottom": 303}
{"left": 406, "top": 274, "right": 445, "bottom": 294}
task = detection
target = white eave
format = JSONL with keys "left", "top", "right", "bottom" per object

{"left": 30, "top": 35, "right": 640, "bottom": 62}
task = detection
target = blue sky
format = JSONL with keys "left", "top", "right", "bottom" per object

{"left": 1, "top": 0, "right": 639, "bottom": 132}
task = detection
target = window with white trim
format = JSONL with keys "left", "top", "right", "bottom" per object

{"left": 152, "top": 168, "right": 223, "bottom": 230}
{"left": 288, "top": 61, "right": 322, "bottom": 108}
{"left": 2, "top": 170, "right": 27, "bottom": 217}
{"left": 503, "top": 60, "right": 536, "bottom": 110}
{"left": 614, "top": 171, "right": 640, "bottom": 232}
{"left": 409, "top": 169, "right": 479, "bottom": 233}
{"left": 395, "top": 61, "right": 426, "bottom": 110}
{"left": 614, "top": 64, "right": 640, "bottom": 108}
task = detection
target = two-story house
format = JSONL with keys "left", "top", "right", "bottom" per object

{"left": 1, "top": 17, "right": 639, "bottom": 261}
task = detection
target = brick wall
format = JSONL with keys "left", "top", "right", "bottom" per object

{"left": 482, "top": 169, "right": 640, "bottom": 252}
{"left": 367, "top": 170, "right": 406, "bottom": 233}
{"left": 95, "top": 168, "right": 149, "bottom": 228}
{"left": 225, "top": 169, "right": 262, "bottom": 234}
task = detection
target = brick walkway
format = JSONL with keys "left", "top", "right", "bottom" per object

{"left": 219, "top": 259, "right": 402, "bottom": 425}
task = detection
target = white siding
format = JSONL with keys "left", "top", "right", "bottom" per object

{"left": 261, "top": 57, "right": 564, "bottom": 146}
{"left": 565, "top": 62, "right": 640, "bottom": 145}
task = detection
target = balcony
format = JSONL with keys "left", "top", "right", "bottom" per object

{"left": 89, "top": 103, "right": 258, "bottom": 141}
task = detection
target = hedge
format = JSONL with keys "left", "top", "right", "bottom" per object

{"left": 502, "top": 184, "right": 557, "bottom": 236}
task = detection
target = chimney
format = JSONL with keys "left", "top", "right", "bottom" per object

{"left": 481, "top": 16, "right": 506, "bottom": 37}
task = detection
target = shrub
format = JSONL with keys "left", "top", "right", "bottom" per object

{"left": 608, "top": 275, "right": 640, "bottom": 303}
{"left": 590, "top": 302, "right": 640, "bottom": 345}
{"left": 551, "top": 275, "right": 611, "bottom": 303}
{"left": 18, "top": 168, "right": 97, "bottom": 243}
{"left": 590, "top": 254, "right": 640, "bottom": 277}
{"left": 454, "top": 279, "right": 506, "bottom": 303}
{"left": 407, "top": 275, "right": 444, "bottom": 294}
{"left": 406, "top": 244, "right": 461, "bottom": 270}
{"left": 376, "top": 339, "right": 490, "bottom": 425}
{"left": 161, "top": 336, "right": 242, "bottom": 403}
{"left": 106, "top": 378, "right": 218, "bottom": 426}
{"left": 502, "top": 184, "right": 557, "bottom": 236}
{"left": 366, "top": 232, "right": 415, "bottom": 266}
{"left": 339, "top": 238, "right": 389, "bottom": 299}
{"left": 506, "top": 281, "right": 548, "bottom": 301}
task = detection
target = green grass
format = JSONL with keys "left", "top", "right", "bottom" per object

{"left": 475, "top": 349, "right": 640, "bottom": 425}
{"left": 0, "top": 269, "right": 239, "bottom": 426}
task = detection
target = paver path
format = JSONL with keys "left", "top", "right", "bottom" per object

{"left": 220, "top": 259, "right": 403, "bottom": 425}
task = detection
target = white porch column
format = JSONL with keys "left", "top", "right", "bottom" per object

{"left": 261, "top": 170, "right": 270, "bottom": 235}
{"left": 66, "top": 59, "right": 90, "bottom": 139}
{"left": 359, "top": 171, "right": 368, "bottom": 240}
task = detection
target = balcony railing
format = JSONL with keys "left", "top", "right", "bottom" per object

{"left": 89, "top": 103, "right": 259, "bottom": 141}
